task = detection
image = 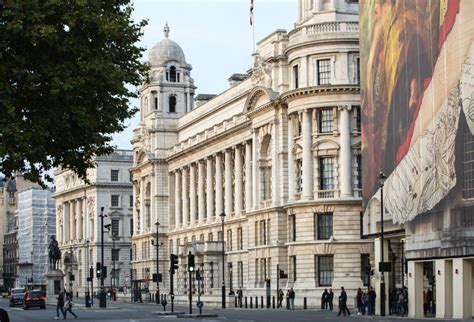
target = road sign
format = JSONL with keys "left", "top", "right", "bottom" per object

{"left": 196, "top": 300, "right": 204, "bottom": 309}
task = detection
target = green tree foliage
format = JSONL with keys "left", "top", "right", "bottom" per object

{"left": 0, "top": 0, "right": 147, "bottom": 184}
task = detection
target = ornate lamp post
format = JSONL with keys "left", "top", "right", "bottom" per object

{"left": 379, "top": 171, "right": 387, "bottom": 316}
{"left": 151, "top": 221, "right": 161, "bottom": 304}
{"left": 220, "top": 212, "right": 226, "bottom": 309}
{"left": 99, "top": 207, "right": 107, "bottom": 308}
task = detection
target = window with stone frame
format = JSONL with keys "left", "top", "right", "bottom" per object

{"left": 208, "top": 232, "right": 213, "bottom": 241}
{"left": 293, "top": 64, "right": 299, "bottom": 89}
{"left": 110, "top": 169, "right": 119, "bottom": 182}
{"left": 316, "top": 255, "right": 334, "bottom": 286}
{"left": 111, "top": 195, "right": 120, "bottom": 207}
{"left": 317, "top": 59, "right": 331, "bottom": 85}
{"left": 261, "top": 258, "right": 267, "bottom": 282}
{"left": 315, "top": 213, "right": 333, "bottom": 240}
{"left": 169, "top": 95, "right": 177, "bottom": 113}
{"left": 111, "top": 218, "right": 120, "bottom": 237}
{"left": 463, "top": 130, "right": 474, "bottom": 199}
{"left": 356, "top": 57, "right": 360, "bottom": 85}
{"left": 129, "top": 195, "right": 133, "bottom": 208}
{"left": 255, "top": 259, "right": 259, "bottom": 283}
{"left": 237, "top": 227, "right": 243, "bottom": 250}
{"left": 289, "top": 214, "right": 296, "bottom": 242}
{"left": 238, "top": 261, "right": 244, "bottom": 288}
{"left": 354, "top": 106, "right": 361, "bottom": 132}
{"left": 169, "top": 66, "right": 177, "bottom": 82}
{"left": 290, "top": 255, "right": 297, "bottom": 281}
{"left": 295, "top": 158, "right": 303, "bottom": 193}
{"left": 361, "top": 254, "right": 370, "bottom": 286}
{"left": 319, "top": 108, "right": 334, "bottom": 133}
{"left": 355, "top": 154, "right": 362, "bottom": 190}
{"left": 130, "top": 218, "right": 133, "bottom": 236}
{"left": 199, "top": 234, "right": 204, "bottom": 241}
{"left": 111, "top": 248, "right": 120, "bottom": 261}
{"left": 319, "top": 157, "right": 335, "bottom": 190}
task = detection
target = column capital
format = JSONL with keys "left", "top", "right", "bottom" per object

{"left": 338, "top": 104, "right": 352, "bottom": 111}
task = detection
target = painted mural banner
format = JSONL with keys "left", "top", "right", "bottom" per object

{"left": 360, "top": 0, "right": 474, "bottom": 233}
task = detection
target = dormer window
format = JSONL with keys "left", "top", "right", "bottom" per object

{"left": 170, "top": 66, "right": 177, "bottom": 82}
{"left": 169, "top": 95, "right": 177, "bottom": 113}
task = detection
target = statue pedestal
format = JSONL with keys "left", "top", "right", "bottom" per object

{"left": 45, "top": 269, "right": 65, "bottom": 305}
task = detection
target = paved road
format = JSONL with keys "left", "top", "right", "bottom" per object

{"left": 2, "top": 298, "right": 472, "bottom": 322}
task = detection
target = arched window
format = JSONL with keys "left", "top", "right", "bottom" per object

{"left": 169, "top": 95, "right": 177, "bottom": 113}
{"left": 170, "top": 66, "right": 177, "bottom": 82}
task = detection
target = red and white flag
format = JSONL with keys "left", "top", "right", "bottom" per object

{"left": 250, "top": 0, "right": 254, "bottom": 26}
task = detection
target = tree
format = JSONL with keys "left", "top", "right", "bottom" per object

{"left": 0, "top": 0, "right": 147, "bottom": 184}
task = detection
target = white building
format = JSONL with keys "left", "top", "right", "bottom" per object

{"left": 54, "top": 150, "right": 133, "bottom": 296}
{"left": 17, "top": 188, "right": 55, "bottom": 288}
{"left": 131, "top": 0, "right": 370, "bottom": 306}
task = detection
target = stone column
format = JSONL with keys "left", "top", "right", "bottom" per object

{"left": 435, "top": 259, "right": 453, "bottom": 319}
{"left": 408, "top": 261, "right": 424, "bottom": 318}
{"left": 64, "top": 202, "right": 70, "bottom": 242}
{"left": 302, "top": 109, "right": 313, "bottom": 200}
{"left": 189, "top": 163, "right": 197, "bottom": 223}
{"left": 288, "top": 115, "right": 295, "bottom": 202}
{"left": 70, "top": 200, "right": 75, "bottom": 241}
{"left": 206, "top": 157, "right": 214, "bottom": 221}
{"left": 198, "top": 161, "right": 206, "bottom": 223}
{"left": 245, "top": 141, "right": 252, "bottom": 213}
{"left": 271, "top": 122, "right": 279, "bottom": 206}
{"left": 187, "top": 92, "right": 191, "bottom": 112}
{"left": 140, "top": 178, "right": 145, "bottom": 234}
{"left": 252, "top": 130, "right": 259, "bottom": 210}
{"left": 234, "top": 145, "right": 243, "bottom": 215}
{"left": 82, "top": 197, "right": 87, "bottom": 241}
{"left": 174, "top": 171, "right": 182, "bottom": 228}
{"left": 339, "top": 105, "right": 352, "bottom": 197}
{"left": 452, "top": 258, "right": 472, "bottom": 319}
{"left": 76, "top": 200, "right": 82, "bottom": 241}
{"left": 215, "top": 154, "right": 224, "bottom": 216}
{"left": 182, "top": 167, "right": 189, "bottom": 227}
{"left": 224, "top": 149, "right": 233, "bottom": 215}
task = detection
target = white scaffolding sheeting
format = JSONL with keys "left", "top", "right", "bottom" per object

{"left": 18, "top": 188, "right": 56, "bottom": 286}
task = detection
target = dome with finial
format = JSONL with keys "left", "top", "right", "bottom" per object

{"left": 148, "top": 23, "right": 186, "bottom": 67}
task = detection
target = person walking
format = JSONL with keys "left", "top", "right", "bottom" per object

{"left": 337, "top": 287, "right": 351, "bottom": 316}
{"left": 321, "top": 289, "right": 329, "bottom": 309}
{"left": 356, "top": 288, "right": 363, "bottom": 315}
{"left": 328, "top": 288, "right": 334, "bottom": 310}
{"left": 237, "top": 288, "right": 243, "bottom": 307}
{"left": 63, "top": 292, "right": 78, "bottom": 319}
{"left": 368, "top": 286, "right": 376, "bottom": 315}
{"left": 55, "top": 289, "right": 65, "bottom": 320}
{"left": 361, "top": 289, "right": 369, "bottom": 315}
{"left": 289, "top": 288, "right": 295, "bottom": 310}
{"left": 277, "top": 289, "right": 284, "bottom": 308}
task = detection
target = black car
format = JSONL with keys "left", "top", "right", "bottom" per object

{"left": 22, "top": 290, "right": 45, "bottom": 310}
{"left": 9, "top": 288, "right": 25, "bottom": 307}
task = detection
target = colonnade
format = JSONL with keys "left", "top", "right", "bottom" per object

{"left": 60, "top": 198, "right": 92, "bottom": 244}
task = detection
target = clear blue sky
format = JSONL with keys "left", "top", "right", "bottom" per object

{"left": 112, "top": 0, "right": 296, "bottom": 149}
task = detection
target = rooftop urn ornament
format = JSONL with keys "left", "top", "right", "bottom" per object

{"left": 164, "top": 22, "right": 170, "bottom": 38}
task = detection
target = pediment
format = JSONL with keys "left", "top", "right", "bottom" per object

{"left": 312, "top": 139, "right": 340, "bottom": 151}
{"left": 243, "top": 86, "right": 279, "bottom": 114}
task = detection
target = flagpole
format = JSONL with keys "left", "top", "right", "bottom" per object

{"left": 251, "top": 0, "right": 255, "bottom": 54}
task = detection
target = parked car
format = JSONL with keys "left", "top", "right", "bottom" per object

{"left": 9, "top": 288, "right": 25, "bottom": 307}
{"left": 22, "top": 290, "right": 45, "bottom": 310}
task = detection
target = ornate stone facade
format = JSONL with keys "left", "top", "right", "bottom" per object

{"left": 132, "top": 0, "right": 370, "bottom": 306}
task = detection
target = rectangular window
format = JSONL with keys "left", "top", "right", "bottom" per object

{"left": 238, "top": 261, "right": 244, "bottom": 288}
{"left": 111, "top": 170, "right": 119, "bottom": 182}
{"left": 296, "top": 159, "right": 303, "bottom": 193}
{"left": 290, "top": 214, "right": 296, "bottom": 242}
{"left": 227, "top": 230, "right": 232, "bottom": 251}
{"left": 319, "top": 109, "right": 334, "bottom": 133}
{"left": 356, "top": 57, "right": 360, "bottom": 85}
{"left": 361, "top": 254, "right": 370, "bottom": 287}
{"left": 317, "top": 59, "right": 331, "bottom": 85}
{"left": 356, "top": 155, "right": 362, "bottom": 190}
{"left": 290, "top": 256, "right": 297, "bottom": 281}
{"left": 317, "top": 255, "right": 334, "bottom": 286}
{"left": 217, "top": 231, "right": 222, "bottom": 242}
{"left": 319, "top": 158, "right": 335, "bottom": 190}
{"left": 316, "top": 213, "right": 333, "bottom": 240}
{"left": 293, "top": 65, "right": 299, "bottom": 89}
{"left": 199, "top": 234, "right": 204, "bottom": 241}
{"left": 112, "top": 249, "right": 120, "bottom": 261}
{"left": 154, "top": 97, "right": 158, "bottom": 110}
{"left": 111, "top": 195, "right": 120, "bottom": 207}
{"left": 463, "top": 132, "right": 474, "bottom": 199}
{"left": 237, "top": 227, "right": 243, "bottom": 250}
{"left": 255, "top": 259, "right": 259, "bottom": 283}
{"left": 111, "top": 219, "right": 120, "bottom": 237}
{"left": 130, "top": 219, "right": 133, "bottom": 236}
{"left": 208, "top": 232, "right": 213, "bottom": 241}
{"left": 355, "top": 106, "right": 361, "bottom": 132}
{"left": 129, "top": 195, "right": 133, "bottom": 208}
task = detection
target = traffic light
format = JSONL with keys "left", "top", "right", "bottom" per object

{"left": 170, "top": 254, "right": 178, "bottom": 275}
{"left": 96, "top": 262, "right": 101, "bottom": 278}
{"left": 102, "top": 266, "right": 107, "bottom": 279}
{"left": 187, "top": 252, "right": 195, "bottom": 272}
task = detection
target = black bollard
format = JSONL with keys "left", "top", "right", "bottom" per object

{"left": 245, "top": 296, "right": 248, "bottom": 309}
{"left": 250, "top": 297, "right": 253, "bottom": 308}
{"left": 261, "top": 296, "right": 264, "bottom": 308}
{"left": 304, "top": 297, "right": 307, "bottom": 310}
{"left": 235, "top": 296, "right": 238, "bottom": 308}
{"left": 255, "top": 296, "right": 258, "bottom": 309}
{"left": 272, "top": 296, "right": 275, "bottom": 309}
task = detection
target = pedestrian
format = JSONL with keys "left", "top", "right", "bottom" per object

{"left": 321, "top": 288, "right": 328, "bottom": 309}
{"left": 423, "top": 290, "right": 428, "bottom": 315}
{"left": 277, "top": 289, "right": 284, "bottom": 308}
{"left": 55, "top": 289, "right": 65, "bottom": 320}
{"left": 285, "top": 289, "right": 290, "bottom": 310}
{"left": 63, "top": 292, "right": 78, "bottom": 319}
{"left": 368, "top": 286, "right": 376, "bottom": 315}
{"left": 337, "top": 287, "right": 351, "bottom": 316}
{"left": 289, "top": 288, "right": 295, "bottom": 310}
{"left": 328, "top": 288, "right": 334, "bottom": 310}
{"left": 397, "top": 289, "right": 405, "bottom": 316}
{"left": 356, "top": 288, "right": 363, "bottom": 315}
{"left": 361, "top": 289, "right": 369, "bottom": 315}
{"left": 237, "top": 288, "right": 243, "bottom": 307}
{"left": 0, "top": 308, "right": 9, "bottom": 322}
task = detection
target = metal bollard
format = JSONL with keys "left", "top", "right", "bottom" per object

{"left": 304, "top": 297, "right": 307, "bottom": 310}
{"left": 272, "top": 296, "right": 275, "bottom": 309}
{"left": 245, "top": 296, "right": 248, "bottom": 309}
{"left": 255, "top": 296, "right": 258, "bottom": 308}
{"left": 250, "top": 297, "right": 253, "bottom": 308}
{"left": 235, "top": 296, "right": 238, "bottom": 308}
{"left": 261, "top": 296, "right": 264, "bottom": 308}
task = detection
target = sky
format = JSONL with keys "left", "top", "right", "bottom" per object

{"left": 111, "top": 0, "right": 296, "bottom": 149}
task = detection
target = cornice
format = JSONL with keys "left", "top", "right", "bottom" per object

{"left": 281, "top": 85, "right": 360, "bottom": 103}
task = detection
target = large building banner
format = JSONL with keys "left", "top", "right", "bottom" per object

{"left": 360, "top": 0, "right": 474, "bottom": 238}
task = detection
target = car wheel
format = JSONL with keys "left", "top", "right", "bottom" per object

{"left": 41, "top": 306, "right": 45, "bottom": 309}
{"left": 9, "top": 304, "right": 13, "bottom": 307}
{"left": 23, "top": 305, "right": 28, "bottom": 310}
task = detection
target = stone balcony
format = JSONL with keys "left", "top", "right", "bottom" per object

{"left": 288, "top": 21, "right": 359, "bottom": 47}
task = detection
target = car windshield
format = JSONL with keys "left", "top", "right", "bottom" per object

{"left": 27, "top": 291, "right": 41, "bottom": 297}
{"left": 11, "top": 289, "right": 24, "bottom": 294}
{"left": 13, "top": 293, "right": 24, "bottom": 297}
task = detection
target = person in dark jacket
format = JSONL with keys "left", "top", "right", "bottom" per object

{"left": 356, "top": 288, "right": 363, "bottom": 315}
{"left": 321, "top": 289, "right": 329, "bottom": 309}
{"left": 0, "top": 308, "right": 10, "bottom": 322}
{"left": 368, "top": 286, "right": 376, "bottom": 315}
{"left": 328, "top": 288, "right": 334, "bottom": 310}
{"left": 337, "top": 287, "right": 351, "bottom": 316}
{"left": 55, "top": 289, "right": 65, "bottom": 319}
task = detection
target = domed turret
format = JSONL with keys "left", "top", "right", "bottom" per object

{"left": 148, "top": 23, "right": 186, "bottom": 67}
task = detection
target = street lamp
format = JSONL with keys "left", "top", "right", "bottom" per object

{"left": 85, "top": 239, "right": 91, "bottom": 307}
{"left": 379, "top": 171, "right": 387, "bottom": 316}
{"left": 151, "top": 221, "right": 161, "bottom": 304}
{"left": 99, "top": 207, "right": 107, "bottom": 308}
{"left": 110, "top": 231, "right": 118, "bottom": 299}
{"left": 220, "top": 212, "right": 226, "bottom": 309}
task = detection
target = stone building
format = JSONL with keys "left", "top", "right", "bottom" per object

{"left": 131, "top": 0, "right": 370, "bottom": 306}
{"left": 54, "top": 150, "right": 133, "bottom": 296}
